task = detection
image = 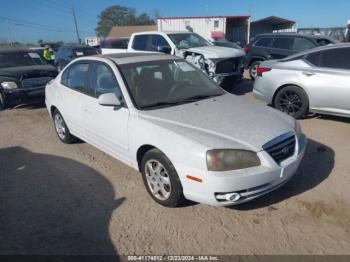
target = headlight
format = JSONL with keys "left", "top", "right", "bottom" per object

{"left": 206, "top": 149, "right": 261, "bottom": 171}
{"left": 295, "top": 121, "right": 302, "bottom": 137}
{"left": 1, "top": 81, "right": 18, "bottom": 89}
{"left": 206, "top": 59, "right": 216, "bottom": 70}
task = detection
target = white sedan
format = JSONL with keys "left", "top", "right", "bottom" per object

{"left": 45, "top": 53, "right": 306, "bottom": 207}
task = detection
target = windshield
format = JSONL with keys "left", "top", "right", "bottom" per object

{"left": 119, "top": 59, "right": 224, "bottom": 109}
{"left": 214, "top": 41, "right": 242, "bottom": 49}
{"left": 0, "top": 51, "right": 47, "bottom": 68}
{"left": 168, "top": 33, "right": 211, "bottom": 49}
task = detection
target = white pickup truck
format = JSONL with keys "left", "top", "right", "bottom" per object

{"left": 102, "top": 31, "right": 245, "bottom": 84}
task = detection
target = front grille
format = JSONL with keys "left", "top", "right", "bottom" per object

{"left": 21, "top": 77, "right": 53, "bottom": 89}
{"left": 215, "top": 58, "right": 241, "bottom": 74}
{"left": 263, "top": 134, "right": 296, "bottom": 164}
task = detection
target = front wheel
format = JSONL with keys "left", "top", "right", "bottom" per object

{"left": 141, "top": 149, "right": 185, "bottom": 207}
{"left": 53, "top": 109, "right": 77, "bottom": 143}
{"left": 273, "top": 85, "right": 309, "bottom": 119}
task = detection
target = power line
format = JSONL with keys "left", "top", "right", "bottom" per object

{"left": 0, "top": 15, "right": 94, "bottom": 34}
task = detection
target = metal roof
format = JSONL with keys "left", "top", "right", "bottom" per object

{"left": 158, "top": 15, "right": 250, "bottom": 20}
{"left": 252, "top": 16, "right": 295, "bottom": 25}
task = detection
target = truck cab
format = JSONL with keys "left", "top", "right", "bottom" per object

{"left": 127, "top": 31, "right": 245, "bottom": 84}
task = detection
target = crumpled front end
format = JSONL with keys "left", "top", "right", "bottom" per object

{"left": 177, "top": 49, "right": 244, "bottom": 84}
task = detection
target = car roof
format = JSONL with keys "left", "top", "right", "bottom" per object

{"left": 255, "top": 33, "right": 332, "bottom": 40}
{"left": 101, "top": 52, "right": 182, "bottom": 65}
{"left": 282, "top": 43, "right": 350, "bottom": 60}
{"left": 133, "top": 31, "right": 193, "bottom": 35}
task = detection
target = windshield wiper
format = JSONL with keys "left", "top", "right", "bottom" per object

{"left": 182, "top": 94, "right": 223, "bottom": 102}
{"left": 140, "top": 101, "right": 183, "bottom": 109}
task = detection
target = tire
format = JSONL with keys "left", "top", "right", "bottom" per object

{"left": 273, "top": 85, "right": 309, "bottom": 119}
{"left": 141, "top": 148, "right": 185, "bottom": 207}
{"left": 0, "top": 92, "right": 6, "bottom": 111}
{"left": 52, "top": 109, "right": 77, "bottom": 144}
{"left": 249, "top": 61, "right": 261, "bottom": 80}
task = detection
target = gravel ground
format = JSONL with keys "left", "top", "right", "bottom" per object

{"left": 0, "top": 80, "right": 349, "bottom": 256}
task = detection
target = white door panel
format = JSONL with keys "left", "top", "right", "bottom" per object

{"left": 82, "top": 95, "right": 130, "bottom": 161}
{"left": 56, "top": 85, "right": 85, "bottom": 138}
{"left": 297, "top": 68, "right": 350, "bottom": 111}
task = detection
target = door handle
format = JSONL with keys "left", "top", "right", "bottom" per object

{"left": 302, "top": 71, "right": 316, "bottom": 76}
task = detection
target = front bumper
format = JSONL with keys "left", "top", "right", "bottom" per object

{"left": 2, "top": 86, "right": 45, "bottom": 104}
{"left": 175, "top": 134, "right": 307, "bottom": 206}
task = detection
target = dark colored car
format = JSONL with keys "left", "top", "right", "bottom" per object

{"left": 54, "top": 45, "right": 97, "bottom": 70}
{"left": 244, "top": 33, "right": 337, "bottom": 79}
{"left": 0, "top": 48, "right": 58, "bottom": 110}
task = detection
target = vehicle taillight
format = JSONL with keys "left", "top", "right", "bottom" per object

{"left": 243, "top": 47, "right": 249, "bottom": 53}
{"left": 256, "top": 67, "right": 271, "bottom": 77}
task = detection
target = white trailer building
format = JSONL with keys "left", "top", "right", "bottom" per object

{"left": 158, "top": 15, "right": 251, "bottom": 46}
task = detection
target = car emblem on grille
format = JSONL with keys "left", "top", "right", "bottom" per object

{"left": 281, "top": 146, "right": 289, "bottom": 154}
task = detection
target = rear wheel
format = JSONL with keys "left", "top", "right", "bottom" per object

{"left": 249, "top": 61, "right": 261, "bottom": 80}
{"left": 0, "top": 92, "right": 6, "bottom": 111}
{"left": 273, "top": 85, "right": 309, "bottom": 119}
{"left": 53, "top": 109, "right": 77, "bottom": 143}
{"left": 141, "top": 149, "right": 185, "bottom": 207}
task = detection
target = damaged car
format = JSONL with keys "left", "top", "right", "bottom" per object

{"left": 0, "top": 48, "right": 58, "bottom": 110}
{"left": 127, "top": 31, "right": 245, "bottom": 84}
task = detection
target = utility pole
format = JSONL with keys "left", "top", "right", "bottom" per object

{"left": 72, "top": 6, "right": 81, "bottom": 44}
{"left": 7, "top": 19, "right": 12, "bottom": 46}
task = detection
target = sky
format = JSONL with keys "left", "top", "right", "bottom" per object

{"left": 0, "top": 0, "right": 349, "bottom": 44}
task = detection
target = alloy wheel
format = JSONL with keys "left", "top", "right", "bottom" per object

{"left": 144, "top": 159, "right": 171, "bottom": 201}
{"left": 276, "top": 90, "right": 302, "bottom": 116}
{"left": 54, "top": 113, "right": 66, "bottom": 140}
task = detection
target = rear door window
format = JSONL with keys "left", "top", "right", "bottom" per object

{"left": 319, "top": 48, "right": 350, "bottom": 70}
{"left": 272, "top": 37, "right": 294, "bottom": 50}
{"left": 293, "top": 38, "right": 316, "bottom": 52}
{"left": 132, "top": 35, "right": 149, "bottom": 51}
{"left": 254, "top": 37, "right": 273, "bottom": 47}
{"left": 149, "top": 35, "right": 171, "bottom": 51}
{"left": 64, "top": 63, "right": 90, "bottom": 92}
{"left": 305, "top": 51, "right": 321, "bottom": 66}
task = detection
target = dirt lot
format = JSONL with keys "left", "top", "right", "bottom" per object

{"left": 1, "top": 79, "right": 350, "bottom": 256}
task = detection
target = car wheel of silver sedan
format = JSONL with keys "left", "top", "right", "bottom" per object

{"left": 141, "top": 148, "right": 185, "bottom": 207}
{"left": 274, "top": 85, "right": 309, "bottom": 119}
{"left": 53, "top": 109, "right": 77, "bottom": 144}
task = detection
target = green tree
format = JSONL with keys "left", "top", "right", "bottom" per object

{"left": 95, "top": 5, "right": 155, "bottom": 37}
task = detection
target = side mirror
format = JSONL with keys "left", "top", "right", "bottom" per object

{"left": 157, "top": 46, "right": 172, "bottom": 54}
{"left": 98, "top": 93, "right": 122, "bottom": 107}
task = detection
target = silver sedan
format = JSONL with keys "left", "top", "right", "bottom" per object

{"left": 253, "top": 43, "right": 350, "bottom": 119}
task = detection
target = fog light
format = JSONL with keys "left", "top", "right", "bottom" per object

{"left": 225, "top": 193, "right": 241, "bottom": 202}
{"left": 216, "top": 192, "right": 241, "bottom": 202}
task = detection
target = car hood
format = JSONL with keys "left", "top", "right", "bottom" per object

{"left": 0, "top": 65, "right": 58, "bottom": 79}
{"left": 139, "top": 94, "right": 295, "bottom": 152}
{"left": 186, "top": 45, "right": 245, "bottom": 59}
